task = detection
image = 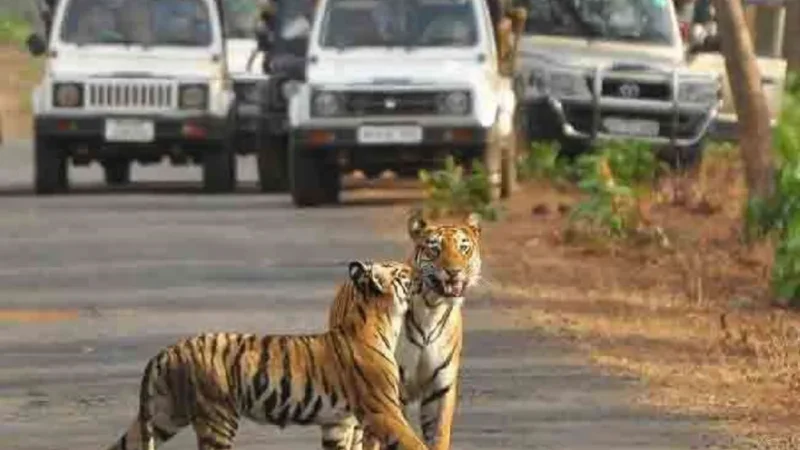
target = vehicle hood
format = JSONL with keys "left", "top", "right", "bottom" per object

{"left": 518, "top": 35, "right": 686, "bottom": 72}
{"left": 48, "top": 46, "right": 225, "bottom": 80}
{"left": 308, "top": 50, "right": 489, "bottom": 86}
{"left": 226, "top": 38, "right": 264, "bottom": 78}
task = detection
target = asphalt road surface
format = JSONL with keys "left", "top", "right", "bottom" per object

{"left": 0, "top": 139, "right": 735, "bottom": 449}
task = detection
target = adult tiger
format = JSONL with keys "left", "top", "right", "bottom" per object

{"left": 326, "top": 210, "right": 482, "bottom": 450}
{"left": 104, "top": 260, "right": 429, "bottom": 450}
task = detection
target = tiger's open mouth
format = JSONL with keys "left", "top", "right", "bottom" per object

{"left": 429, "top": 276, "right": 466, "bottom": 298}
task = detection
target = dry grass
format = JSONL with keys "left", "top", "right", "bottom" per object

{"left": 480, "top": 146, "right": 800, "bottom": 443}
{"left": 0, "top": 44, "right": 40, "bottom": 140}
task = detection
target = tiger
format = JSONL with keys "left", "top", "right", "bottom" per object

{"left": 324, "top": 209, "right": 482, "bottom": 450}
{"left": 104, "top": 260, "right": 432, "bottom": 450}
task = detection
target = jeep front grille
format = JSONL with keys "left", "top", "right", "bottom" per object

{"left": 345, "top": 91, "right": 440, "bottom": 116}
{"left": 85, "top": 80, "right": 176, "bottom": 111}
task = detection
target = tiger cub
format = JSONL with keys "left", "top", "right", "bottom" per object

{"left": 105, "top": 260, "right": 430, "bottom": 450}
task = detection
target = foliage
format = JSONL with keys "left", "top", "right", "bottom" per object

{"left": 418, "top": 156, "right": 500, "bottom": 221}
{"left": 745, "top": 71, "right": 800, "bottom": 306}
{"left": 0, "top": 14, "right": 30, "bottom": 45}
{"left": 516, "top": 140, "right": 573, "bottom": 184}
{"left": 568, "top": 140, "right": 661, "bottom": 238}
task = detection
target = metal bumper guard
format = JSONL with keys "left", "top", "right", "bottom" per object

{"left": 548, "top": 66, "right": 721, "bottom": 148}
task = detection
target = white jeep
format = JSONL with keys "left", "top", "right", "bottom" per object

{"left": 287, "top": 0, "right": 522, "bottom": 207}
{"left": 26, "top": 0, "right": 237, "bottom": 194}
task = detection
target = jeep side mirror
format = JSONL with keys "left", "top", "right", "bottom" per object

{"left": 26, "top": 33, "right": 47, "bottom": 57}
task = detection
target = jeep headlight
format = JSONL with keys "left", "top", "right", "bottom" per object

{"left": 179, "top": 83, "right": 209, "bottom": 110}
{"left": 53, "top": 82, "right": 83, "bottom": 108}
{"left": 311, "top": 90, "right": 344, "bottom": 116}
{"left": 436, "top": 91, "right": 471, "bottom": 115}
{"left": 678, "top": 81, "right": 719, "bottom": 104}
{"left": 234, "top": 82, "right": 259, "bottom": 104}
{"left": 548, "top": 71, "right": 592, "bottom": 98}
{"left": 281, "top": 80, "right": 302, "bottom": 102}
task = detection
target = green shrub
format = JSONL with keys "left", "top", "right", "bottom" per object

{"left": 0, "top": 15, "right": 31, "bottom": 45}
{"left": 568, "top": 140, "right": 660, "bottom": 238}
{"left": 745, "top": 71, "right": 800, "bottom": 306}
{"left": 418, "top": 156, "right": 499, "bottom": 221}
{"left": 516, "top": 140, "right": 572, "bottom": 183}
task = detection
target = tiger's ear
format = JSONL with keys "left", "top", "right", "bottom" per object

{"left": 348, "top": 260, "right": 384, "bottom": 295}
{"left": 466, "top": 212, "right": 481, "bottom": 236}
{"left": 407, "top": 208, "right": 429, "bottom": 243}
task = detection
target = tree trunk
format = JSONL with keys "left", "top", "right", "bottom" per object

{"left": 785, "top": 0, "right": 800, "bottom": 71}
{"left": 712, "top": 0, "right": 776, "bottom": 201}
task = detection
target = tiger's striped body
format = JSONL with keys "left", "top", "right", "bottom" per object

{"left": 105, "top": 261, "right": 429, "bottom": 450}
{"left": 327, "top": 211, "right": 483, "bottom": 450}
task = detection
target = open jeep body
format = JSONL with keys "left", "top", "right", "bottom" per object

{"left": 251, "top": 0, "right": 317, "bottom": 192}
{"left": 286, "top": 0, "right": 523, "bottom": 207}
{"left": 221, "top": 0, "right": 270, "bottom": 160}
{"left": 27, "top": 0, "right": 237, "bottom": 194}
{"left": 678, "top": 0, "right": 787, "bottom": 142}
{"left": 514, "top": 0, "right": 721, "bottom": 166}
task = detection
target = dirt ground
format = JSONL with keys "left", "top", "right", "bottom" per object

{"left": 0, "top": 45, "right": 38, "bottom": 141}
{"left": 374, "top": 147, "right": 800, "bottom": 448}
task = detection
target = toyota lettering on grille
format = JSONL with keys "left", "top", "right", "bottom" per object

{"left": 618, "top": 82, "right": 640, "bottom": 99}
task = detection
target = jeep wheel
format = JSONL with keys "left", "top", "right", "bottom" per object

{"left": 103, "top": 159, "right": 131, "bottom": 186}
{"left": 289, "top": 138, "right": 340, "bottom": 207}
{"left": 202, "top": 135, "right": 237, "bottom": 194}
{"left": 34, "top": 134, "right": 68, "bottom": 195}
{"left": 256, "top": 135, "right": 289, "bottom": 193}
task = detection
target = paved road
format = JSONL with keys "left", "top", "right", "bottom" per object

{"left": 0, "top": 140, "right": 732, "bottom": 449}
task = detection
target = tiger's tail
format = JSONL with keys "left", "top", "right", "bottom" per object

{"left": 106, "top": 355, "right": 164, "bottom": 450}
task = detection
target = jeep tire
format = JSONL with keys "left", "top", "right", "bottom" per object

{"left": 256, "top": 135, "right": 289, "bottom": 193}
{"left": 103, "top": 159, "right": 131, "bottom": 186}
{"left": 289, "top": 138, "right": 340, "bottom": 207}
{"left": 202, "top": 121, "right": 237, "bottom": 194}
{"left": 34, "top": 134, "right": 68, "bottom": 195}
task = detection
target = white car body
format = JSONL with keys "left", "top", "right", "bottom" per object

{"left": 290, "top": 0, "right": 516, "bottom": 150}
{"left": 33, "top": 0, "right": 234, "bottom": 121}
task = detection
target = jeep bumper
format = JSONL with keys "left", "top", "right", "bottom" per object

{"left": 535, "top": 95, "right": 719, "bottom": 148}
{"left": 35, "top": 114, "right": 228, "bottom": 160}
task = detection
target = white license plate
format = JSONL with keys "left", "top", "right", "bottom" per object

{"left": 104, "top": 119, "right": 155, "bottom": 143}
{"left": 602, "top": 117, "right": 660, "bottom": 137}
{"left": 357, "top": 125, "right": 423, "bottom": 144}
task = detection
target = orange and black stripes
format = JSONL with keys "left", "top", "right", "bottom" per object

{"left": 105, "top": 260, "right": 428, "bottom": 450}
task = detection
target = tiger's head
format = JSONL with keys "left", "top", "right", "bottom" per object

{"left": 407, "top": 209, "right": 482, "bottom": 299}
{"left": 348, "top": 260, "right": 416, "bottom": 316}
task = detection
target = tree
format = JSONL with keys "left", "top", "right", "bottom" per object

{"left": 785, "top": 0, "right": 800, "bottom": 72}
{"left": 712, "top": 0, "right": 776, "bottom": 201}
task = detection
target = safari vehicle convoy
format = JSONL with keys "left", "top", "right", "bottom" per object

{"left": 512, "top": 0, "right": 725, "bottom": 166}
{"left": 284, "top": 0, "right": 528, "bottom": 207}
{"left": 26, "top": 0, "right": 239, "bottom": 194}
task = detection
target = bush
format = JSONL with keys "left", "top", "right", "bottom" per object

{"left": 0, "top": 15, "right": 31, "bottom": 45}
{"left": 568, "top": 140, "right": 661, "bottom": 238}
{"left": 745, "top": 71, "right": 800, "bottom": 306}
{"left": 516, "top": 140, "right": 572, "bottom": 184}
{"left": 418, "top": 156, "right": 499, "bottom": 221}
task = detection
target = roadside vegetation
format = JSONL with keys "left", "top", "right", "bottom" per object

{"left": 0, "top": 13, "right": 39, "bottom": 140}
{"left": 415, "top": 74, "right": 800, "bottom": 445}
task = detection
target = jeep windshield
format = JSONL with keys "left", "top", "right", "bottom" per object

{"left": 59, "top": 0, "right": 214, "bottom": 47}
{"left": 515, "top": 0, "right": 676, "bottom": 45}
{"left": 222, "top": 0, "right": 260, "bottom": 39}
{"left": 319, "top": 0, "right": 478, "bottom": 49}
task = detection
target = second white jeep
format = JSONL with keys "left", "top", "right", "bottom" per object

{"left": 287, "top": 0, "right": 521, "bottom": 207}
